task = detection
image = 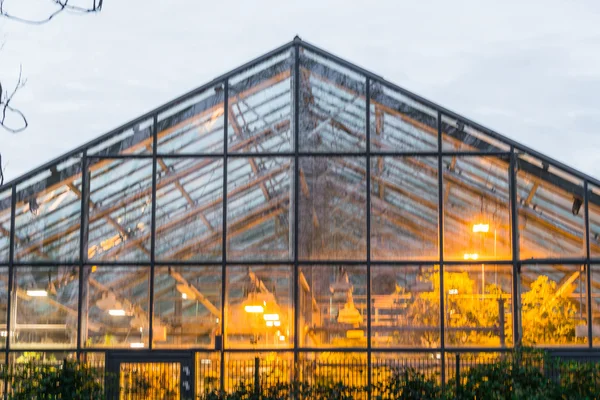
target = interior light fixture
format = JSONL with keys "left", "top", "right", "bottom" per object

{"left": 263, "top": 313, "right": 280, "bottom": 321}
{"left": 176, "top": 284, "right": 196, "bottom": 300}
{"left": 26, "top": 290, "right": 48, "bottom": 297}
{"left": 472, "top": 223, "right": 489, "bottom": 233}
{"left": 244, "top": 305, "right": 264, "bottom": 313}
{"left": 273, "top": 321, "right": 281, "bottom": 327}
{"left": 129, "top": 342, "right": 144, "bottom": 348}
{"left": 266, "top": 321, "right": 274, "bottom": 327}
{"left": 181, "top": 293, "right": 188, "bottom": 300}
{"left": 108, "top": 309, "right": 126, "bottom": 316}
{"left": 463, "top": 253, "right": 479, "bottom": 260}
{"left": 279, "top": 335, "right": 285, "bottom": 341}
{"left": 448, "top": 289, "right": 459, "bottom": 295}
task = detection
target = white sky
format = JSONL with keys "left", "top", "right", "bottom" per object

{"left": 1, "top": 0, "right": 599, "bottom": 183}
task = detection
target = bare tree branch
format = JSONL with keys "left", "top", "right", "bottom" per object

{"left": 0, "top": 65, "right": 28, "bottom": 134}
{"left": 0, "top": 0, "right": 102, "bottom": 25}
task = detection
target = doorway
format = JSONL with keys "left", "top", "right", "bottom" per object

{"left": 106, "top": 351, "right": 195, "bottom": 400}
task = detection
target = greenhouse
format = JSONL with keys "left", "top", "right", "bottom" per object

{"left": 0, "top": 37, "right": 599, "bottom": 397}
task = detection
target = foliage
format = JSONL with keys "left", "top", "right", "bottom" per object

{"left": 1, "top": 359, "right": 105, "bottom": 400}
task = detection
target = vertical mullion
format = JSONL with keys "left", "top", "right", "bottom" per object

{"left": 4, "top": 185, "right": 16, "bottom": 394}
{"left": 149, "top": 114, "right": 158, "bottom": 349}
{"left": 365, "top": 77, "right": 372, "bottom": 398}
{"left": 220, "top": 79, "right": 229, "bottom": 392}
{"left": 76, "top": 151, "right": 89, "bottom": 357}
{"left": 437, "top": 111, "right": 445, "bottom": 387}
{"left": 509, "top": 146, "right": 520, "bottom": 346}
{"left": 584, "top": 181, "right": 593, "bottom": 347}
{"left": 293, "top": 38, "right": 301, "bottom": 375}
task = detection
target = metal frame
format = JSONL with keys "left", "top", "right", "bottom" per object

{"left": 0, "top": 36, "right": 600, "bottom": 394}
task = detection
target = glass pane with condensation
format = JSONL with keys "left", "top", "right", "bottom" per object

{"left": 157, "top": 85, "right": 225, "bottom": 154}
{"left": 299, "top": 157, "right": 367, "bottom": 260}
{"left": 88, "top": 117, "right": 154, "bottom": 156}
{"left": 441, "top": 114, "right": 510, "bottom": 152}
{"left": 370, "top": 82, "right": 438, "bottom": 151}
{"left": 0, "top": 188, "right": 11, "bottom": 263}
{"left": 371, "top": 157, "right": 438, "bottom": 260}
{"left": 299, "top": 49, "right": 367, "bottom": 152}
{"left": 227, "top": 157, "right": 293, "bottom": 261}
{"left": 87, "top": 158, "right": 153, "bottom": 262}
{"left": 228, "top": 49, "right": 294, "bottom": 153}
{"left": 14, "top": 155, "right": 82, "bottom": 262}
{"left": 155, "top": 157, "right": 223, "bottom": 262}
{"left": 443, "top": 156, "right": 512, "bottom": 261}
{"left": 517, "top": 153, "right": 585, "bottom": 260}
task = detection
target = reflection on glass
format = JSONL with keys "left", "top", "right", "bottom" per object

{"left": 82, "top": 266, "right": 149, "bottom": 349}
{"left": 14, "top": 156, "right": 82, "bottom": 262}
{"left": 0, "top": 189, "right": 11, "bottom": 263}
{"left": 299, "top": 157, "right": 366, "bottom": 260}
{"left": 228, "top": 50, "right": 294, "bottom": 153}
{"left": 157, "top": 86, "right": 225, "bottom": 154}
{"left": 299, "top": 265, "right": 366, "bottom": 348}
{"left": 196, "top": 352, "right": 221, "bottom": 394}
{"left": 517, "top": 154, "right": 585, "bottom": 259}
{"left": 226, "top": 266, "right": 293, "bottom": 349}
{"left": 592, "top": 266, "right": 600, "bottom": 346}
{"left": 443, "top": 265, "right": 512, "bottom": 347}
{"left": 371, "top": 157, "right": 438, "bottom": 260}
{"left": 227, "top": 158, "right": 293, "bottom": 261}
{"left": 88, "top": 159, "right": 153, "bottom": 262}
{"left": 443, "top": 156, "right": 511, "bottom": 261}
{"left": 153, "top": 266, "right": 221, "bottom": 349}
{"left": 370, "top": 82, "right": 437, "bottom": 152}
{"left": 299, "top": 49, "right": 366, "bottom": 152}
{"left": 441, "top": 114, "right": 509, "bottom": 152}
{"left": 155, "top": 158, "right": 223, "bottom": 261}
{"left": 11, "top": 266, "right": 79, "bottom": 349}
{"left": 520, "top": 264, "right": 587, "bottom": 346}
{"left": 371, "top": 266, "right": 439, "bottom": 348}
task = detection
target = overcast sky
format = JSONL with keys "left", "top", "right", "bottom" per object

{"left": 1, "top": 0, "right": 599, "bottom": 183}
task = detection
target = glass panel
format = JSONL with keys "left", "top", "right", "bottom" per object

{"left": 299, "top": 157, "right": 366, "bottom": 260}
{"left": 298, "top": 352, "right": 368, "bottom": 392}
{"left": 81, "top": 266, "right": 150, "bottom": 349}
{"left": 227, "top": 157, "right": 293, "bottom": 261}
{"left": 9, "top": 351, "right": 76, "bottom": 364}
{"left": 372, "top": 352, "right": 441, "bottom": 394}
{"left": 443, "top": 265, "right": 512, "bottom": 348}
{"left": 517, "top": 153, "right": 585, "bottom": 259}
{"left": 443, "top": 156, "right": 511, "bottom": 261}
{"left": 153, "top": 266, "right": 221, "bottom": 349}
{"left": 588, "top": 184, "right": 600, "bottom": 258}
{"left": 228, "top": 49, "right": 293, "bottom": 153}
{"left": 299, "top": 265, "right": 366, "bottom": 348}
{"left": 157, "top": 85, "right": 225, "bottom": 154}
{"left": 0, "top": 267, "right": 7, "bottom": 348}
{"left": 14, "top": 156, "right": 82, "bottom": 262}
{"left": 196, "top": 352, "right": 221, "bottom": 395}
{"left": 89, "top": 117, "right": 153, "bottom": 156}
{"left": 88, "top": 158, "right": 153, "bottom": 262}
{"left": 592, "top": 265, "right": 600, "bottom": 346}
{"left": 11, "top": 266, "right": 79, "bottom": 349}
{"left": 226, "top": 266, "right": 293, "bottom": 349}
{"left": 371, "top": 157, "right": 438, "bottom": 260}
{"left": 370, "top": 82, "right": 438, "bottom": 151}
{"left": 371, "top": 265, "right": 439, "bottom": 348}
{"left": 441, "top": 114, "right": 509, "bottom": 152}
{"left": 521, "top": 264, "right": 587, "bottom": 346}
{"left": 155, "top": 158, "right": 223, "bottom": 261}
{"left": 299, "top": 49, "right": 367, "bottom": 152}
{"left": 224, "top": 352, "right": 292, "bottom": 392}
{"left": 0, "top": 188, "right": 11, "bottom": 263}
